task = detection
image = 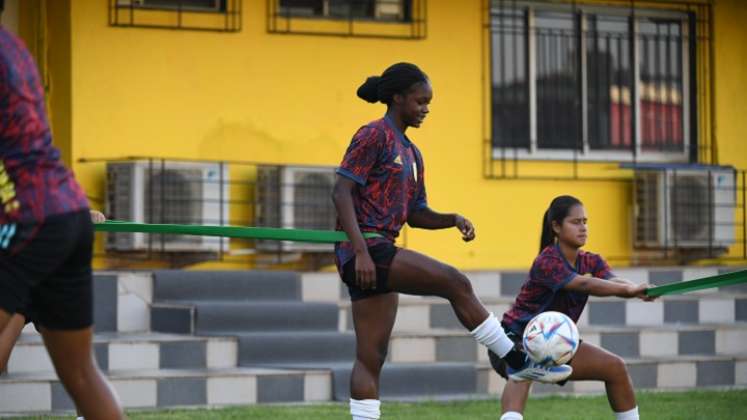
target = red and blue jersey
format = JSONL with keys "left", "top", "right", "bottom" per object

{"left": 0, "top": 28, "right": 88, "bottom": 225}
{"left": 335, "top": 116, "right": 427, "bottom": 268}
{"left": 502, "top": 245, "right": 614, "bottom": 335}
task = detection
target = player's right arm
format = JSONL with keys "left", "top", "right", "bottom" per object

{"left": 332, "top": 175, "right": 376, "bottom": 290}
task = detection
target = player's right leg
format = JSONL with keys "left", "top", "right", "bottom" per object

{"left": 349, "top": 292, "right": 398, "bottom": 420}
{"left": 388, "top": 249, "right": 571, "bottom": 384}
{"left": 0, "top": 312, "right": 25, "bottom": 372}
{"left": 500, "top": 379, "right": 531, "bottom": 420}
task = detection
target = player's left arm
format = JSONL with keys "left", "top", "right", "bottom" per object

{"left": 90, "top": 210, "right": 106, "bottom": 224}
{"left": 607, "top": 277, "right": 636, "bottom": 286}
{"left": 407, "top": 208, "right": 475, "bottom": 242}
{"left": 592, "top": 256, "right": 656, "bottom": 301}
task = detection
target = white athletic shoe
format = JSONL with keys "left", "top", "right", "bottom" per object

{"left": 507, "top": 360, "right": 573, "bottom": 383}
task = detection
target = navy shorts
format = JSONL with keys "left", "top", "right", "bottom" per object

{"left": 340, "top": 242, "right": 399, "bottom": 301}
{"left": 0, "top": 210, "right": 94, "bottom": 330}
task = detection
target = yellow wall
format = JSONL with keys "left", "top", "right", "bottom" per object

{"left": 46, "top": 0, "right": 72, "bottom": 167}
{"left": 714, "top": 0, "right": 747, "bottom": 171}
{"left": 43, "top": 0, "right": 747, "bottom": 269}
{"left": 0, "top": 0, "right": 20, "bottom": 35}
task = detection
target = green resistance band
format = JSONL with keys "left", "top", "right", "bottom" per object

{"left": 645, "top": 269, "right": 747, "bottom": 297}
{"left": 95, "top": 221, "right": 382, "bottom": 244}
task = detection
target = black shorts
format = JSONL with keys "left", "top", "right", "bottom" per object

{"left": 491, "top": 325, "right": 582, "bottom": 387}
{"left": 0, "top": 210, "right": 94, "bottom": 330}
{"left": 340, "top": 242, "right": 399, "bottom": 301}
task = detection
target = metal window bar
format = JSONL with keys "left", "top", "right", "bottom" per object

{"left": 84, "top": 156, "right": 370, "bottom": 270}
{"left": 485, "top": 0, "right": 712, "bottom": 181}
{"left": 85, "top": 157, "right": 746, "bottom": 268}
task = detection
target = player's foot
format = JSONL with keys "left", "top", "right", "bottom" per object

{"left": 507, "top": 359, "right": 572, "bottom": 383}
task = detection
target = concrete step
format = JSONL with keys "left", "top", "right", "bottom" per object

{"left": 2, "top": 355, "right": 743, "bottom": 414}
{"left": 385, "top": 324, "right": 747, "bottom": 364}
{"left": 336, "top": 294, "right": 747, "bottom": 333}
{"left": 0, "top": 367, "right": 331, "bottom": 413}
{"left": 4, "top": 333, "right": 238, "bottom": 376}
{"left": 151, "top": 301, "right": 341, "bottom": 335}
{"left": 153, "top": 270, "right": 302, "bottom": 302}
{"left": 274, "top": 362, "right": 487, "bottom": 402}
{"left": 235, "top": 332, "right": 356, "bottom": 365}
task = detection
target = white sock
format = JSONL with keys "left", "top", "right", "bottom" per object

{"left": 615, "top": 406, "right": 639, "bottom": 420}
{"left": 76, "top": 417, "right": 85, "bottom": 420}
{"left": 350, "top": 398, "right": 380, "bottom": 420}
{"left": 501, "top": 411, "right": 523, "bottom": 420}
{"left": 470, "top": 313, "right": 515, "bottom": 357}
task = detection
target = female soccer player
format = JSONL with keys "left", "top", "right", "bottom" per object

{"left": 489, "top": 195, "right": 654, "bottom": 420}
{"left": 0, "top": 5, "right": 124, "bottom": 418}
{"left": 332, "top": 62, "right": 571, "bottom": 420}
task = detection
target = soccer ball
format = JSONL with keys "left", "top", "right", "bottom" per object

{"left": 522, "top": 311, "right": 580, "bottom": 365}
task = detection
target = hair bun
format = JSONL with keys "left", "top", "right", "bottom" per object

{"left": 357, "top": 76, "right": 382, "bottom": 103}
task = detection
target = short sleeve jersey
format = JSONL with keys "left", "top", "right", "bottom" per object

{"left": 334, "top": 116, "right": 427, "bottom": 268}
{"left": 0, "top": 28, "right": 88, "bottom": 225}
{"left": 502, "top": 245, "right": 614, "bottom": 335}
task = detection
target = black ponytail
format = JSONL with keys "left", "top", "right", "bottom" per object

{"left": 356, "top": 62, "right": 428, "bottom": 105}
{"left": 539, "top": 195, "right": 583, "bottom": 253}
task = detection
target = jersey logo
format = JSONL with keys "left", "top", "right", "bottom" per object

{"left": 393, "top": 155, "right": 403, "bottom": 165}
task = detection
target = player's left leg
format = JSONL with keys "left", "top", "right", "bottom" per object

{"left": 569, "top": 341, "right": 638, "bottom": 419}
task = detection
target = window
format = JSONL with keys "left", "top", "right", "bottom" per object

{"left": 110, "top": 0, "right": 241, "bottom": 32}
{"left": 490, "top": 1, "right": 692, "bottom": 162}
{"left": 278, "top": 0, "right": 411, "bottom": 22}
{"left": 268, "top": 0, "right": 426, "bottom": 39}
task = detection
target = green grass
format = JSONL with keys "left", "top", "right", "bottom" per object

{"left": 10, "top": 389, "right": 747, "bottom": 419}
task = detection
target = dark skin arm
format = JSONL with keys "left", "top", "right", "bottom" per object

{"left": 407, "top": 208, "right": 475, "bottom": 242}
{"left": 332, "top": 175, "right": 377, "bottom": 290}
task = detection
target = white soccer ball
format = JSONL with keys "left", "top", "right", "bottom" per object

{"left": 522, "top": 311, "right": 580, "bottom": 366}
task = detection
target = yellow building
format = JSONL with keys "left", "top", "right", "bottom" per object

{"left": 2, "top": 0, "right": 745, "bottom": 270}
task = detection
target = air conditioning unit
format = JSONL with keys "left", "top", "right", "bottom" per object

{"left": 375, "top": 0, "right": 405, "bottom": 20}
{"left": 634, "top": 168, "right": 736, "bottom": 249}
{"left": 255, "top": 165, "right": 337, "bottom": 252}
{"left": 106, "top": 160, "right": 229, "bottom": 252}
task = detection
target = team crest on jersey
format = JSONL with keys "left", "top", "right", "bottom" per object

{"left": 393, "top": 155, "right": 403, "bottom": 165}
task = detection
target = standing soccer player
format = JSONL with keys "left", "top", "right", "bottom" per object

{"left": 333, "top": 62, "right": 572, "bottom": 420}
{"left": 489, "top": 195, "right": 655, "bottom": 420}
{"left": 0, "top": 2, "right": 124, "bottom": 418}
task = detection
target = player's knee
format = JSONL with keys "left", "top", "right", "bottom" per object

{"left": 54, "top": 355, "right": 98, "bottom": 383}
{"left": 607, "top": 354, "right": 629, "bottom": 381}
{"left": 374, "top": 343, "right": 389, "bottom": 366}
{"left": 358, "top": 343, "right": 389, "bottom": 368}
{"left": 445, "top": 267, "right": 474, "bottom": 299}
